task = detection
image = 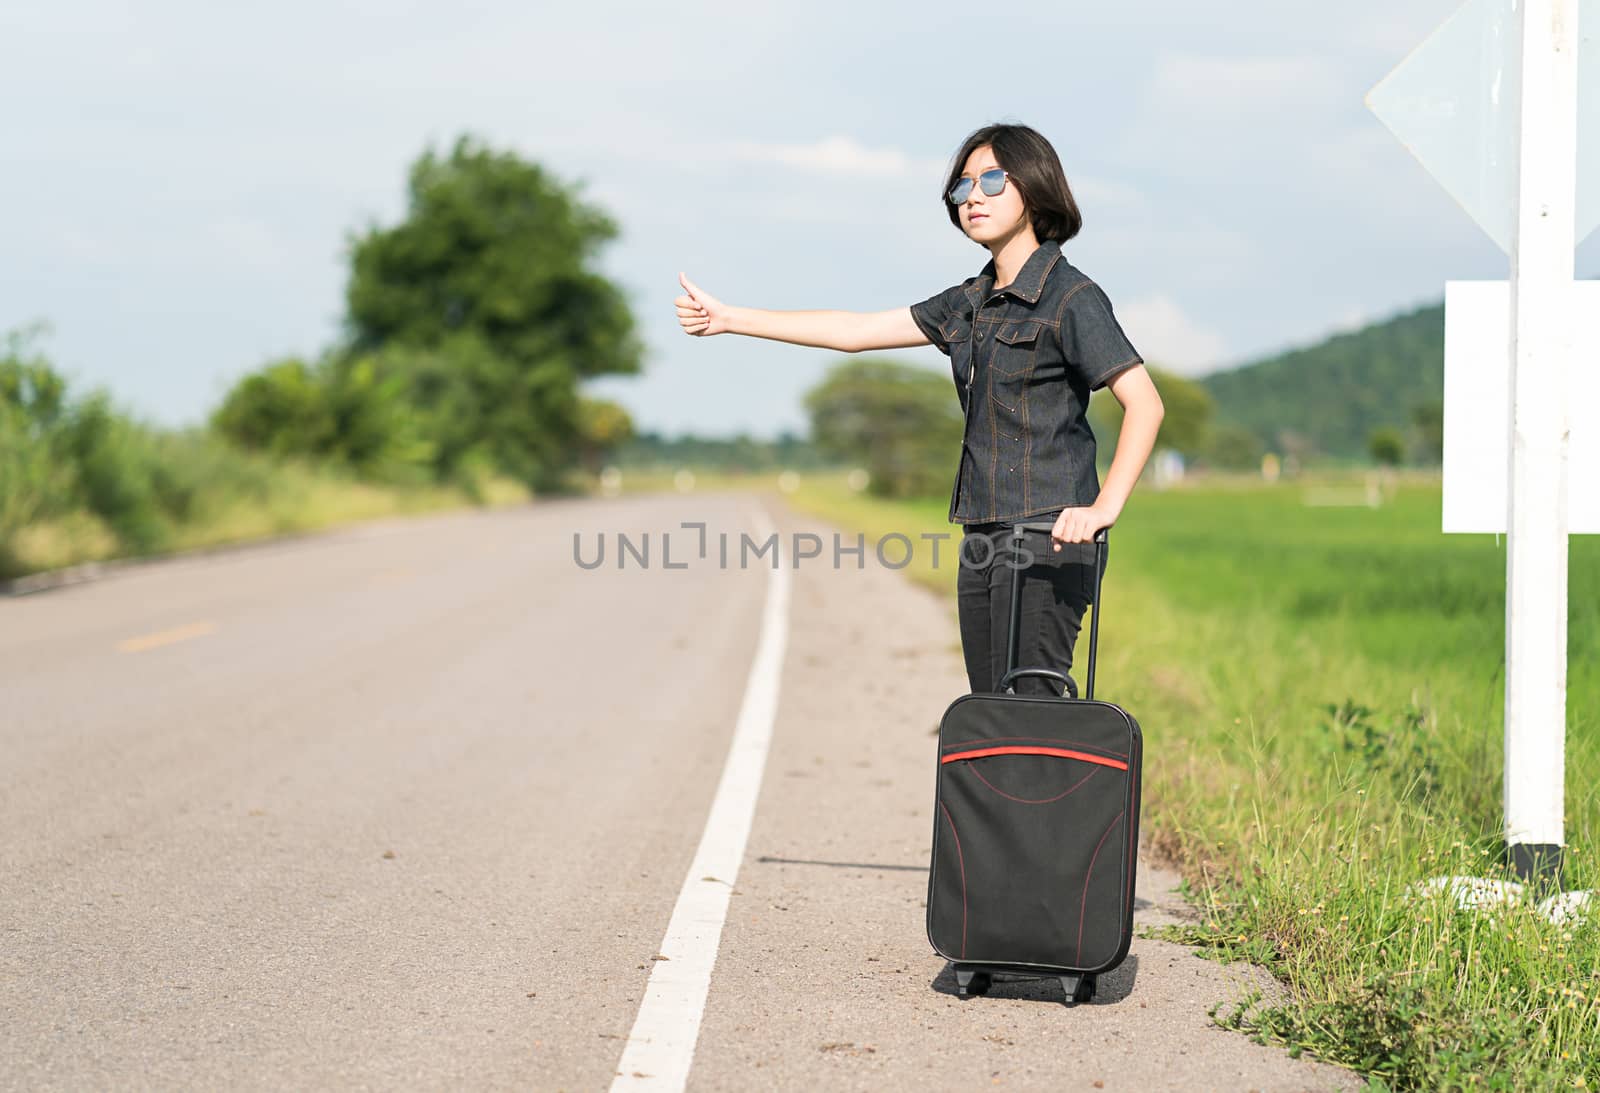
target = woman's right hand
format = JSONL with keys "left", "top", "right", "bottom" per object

{"left": 676, "top": 272, "right": 731, "bottom": 337}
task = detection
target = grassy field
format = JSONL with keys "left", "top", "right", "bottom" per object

{"left": 782, "top": 472, "right": 1600, "bottom": 1091}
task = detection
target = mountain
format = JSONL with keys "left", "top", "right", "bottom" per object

{"left": 1200, "top": 300, "right": 1444, "bottom": 460}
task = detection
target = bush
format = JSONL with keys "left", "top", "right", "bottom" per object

{"left": 213, "top": 353, "right": 435, "bottom": 485}
{"left": 0, "top": 341, "right": 72, "bottom": 535}
{"left": 212, "top": 357, "right": 336, "bottom": 458}
{"left": 144, "top": 428, "right": 280, "bottom": 523}
{"left": 2, "top": 327, "right": 303, "bottom": 567}
{"left": 58, "top": 394, "right": 170, "bottom": 552}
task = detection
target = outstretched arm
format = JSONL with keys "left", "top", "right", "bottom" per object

{"left": 1050, "top": 364, "right": 1165, "bottom": 547}
{"left": 676, "top": 272, "right": 930, "bottom": 353}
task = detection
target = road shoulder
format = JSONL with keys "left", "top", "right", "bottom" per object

{"left": 686, "top": 499, "right": 1359, "bottom": 1091}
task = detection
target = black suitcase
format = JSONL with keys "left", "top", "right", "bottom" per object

{"left": 926, "top": 524, "right": 1142, "bottom": 1005}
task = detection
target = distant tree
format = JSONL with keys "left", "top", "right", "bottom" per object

{"left": 611, "top": 429, "right": 828, "bottom": 472}
{"left": 1410, "top": 400, "right": 1444, "bottom": 465}
{"left": 575, "top": 396, "right": 635, "bottom": 474}
{"left": 804, "top": 358, "right": 962, "bottom": 498}
{"left": 1368, "top": 426, "right": 1405, "bottom": 466}
{"left": 342, "top": 134, "right": 643, "bottom": 487}
{"left": 782, "top": 431, "right": 829, "bottom": 469}
{"left": 1088, "top": 366, "right": 1214, "bottom": 458}
{"left": 1204, "top": 424, "right": 1265, "bottom": 471}
{"left": 773, "top": 428, "right": 809, "bottom": 467}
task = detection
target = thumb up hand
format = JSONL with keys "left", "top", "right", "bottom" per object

{"left": 676, "top": 272, "right": 731, "bottom": 337}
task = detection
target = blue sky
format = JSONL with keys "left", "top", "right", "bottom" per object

{"left": 4, "top": 0, "right": 1596, "bottom": 438}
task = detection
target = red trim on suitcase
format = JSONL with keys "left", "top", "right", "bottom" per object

{"left": 940, "top": 745, "right": 1129, "bottom": 771}
{"left": 943, "top": 735, "right": 1127, "bottom": 760}
{"left": 1077, "top": 811, "right": 1126, "bottom": 965}
{"left": 938, "top": 801, "right": 967, "bottom": 959}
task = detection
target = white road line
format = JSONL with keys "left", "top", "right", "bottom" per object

{"left": 610, "top": 508, "right": 790, "bottom": 1091}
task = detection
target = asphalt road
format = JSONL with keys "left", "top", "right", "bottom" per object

{"left": 0, "top": 492, "right": 1357, "bottom": 1091}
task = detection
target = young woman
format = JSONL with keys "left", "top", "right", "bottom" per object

{"left": 674, "top": 122, "right": 1165, "bottom": 696}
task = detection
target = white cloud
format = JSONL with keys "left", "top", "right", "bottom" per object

{"left": 1070, "top": 175, "right": 1144, "bottom": 208}
{"left": 1112, "top": 50, "right": 1354, "bottom": 178}
{"left": 726, "top": 135, "right": 946, "bottom": 180}
{"left": 722, "top": 135, "right": 1142, "bottom": 208}
{"left": 1147, "top": 53, "right": 1344, "bottom": 118}
{"left": 711, "top": 136, "right": 1142, "bottom": 236}
{"left": 1113, "top": 294, "right": 1228, "bottom": 376}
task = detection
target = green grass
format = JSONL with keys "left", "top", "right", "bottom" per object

{"left": 786, "top": 472, "right": 1600, "bottom": 1091}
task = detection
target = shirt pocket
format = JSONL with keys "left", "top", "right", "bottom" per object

{"left": 942, "top": 314, "right": 976, "bottom": 393}
{"left": 942, "top": 314, "right": 974, "bottom": 347}
{"left": 992, "top": 319, "right": 1044, "bottom": 379}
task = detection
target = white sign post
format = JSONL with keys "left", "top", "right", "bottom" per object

{"left": 1503, "top": 0, "right": 1578, "bottom": 881}
{"left": 1368, "top": 0, "right": 1597, "bottom": 889}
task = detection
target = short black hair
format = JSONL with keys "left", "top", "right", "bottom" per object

{"left": 941, "top": 123, "right": 1083, "bottom": 244}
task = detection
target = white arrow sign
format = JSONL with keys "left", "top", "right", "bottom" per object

{"left": 1366, "top": 0, "right": 1600, "bottom": 252}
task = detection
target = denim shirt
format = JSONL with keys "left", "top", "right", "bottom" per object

{"left": 909, "top": 240, "right": 1143, "bottom": 525}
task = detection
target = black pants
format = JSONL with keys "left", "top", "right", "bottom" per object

{"left": 956, "top": 523, "right": 1101, "bottom": 696}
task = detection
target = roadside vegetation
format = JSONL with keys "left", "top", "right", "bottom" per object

{"left": 1, "top": 136, "right": 638, "bottom": 582}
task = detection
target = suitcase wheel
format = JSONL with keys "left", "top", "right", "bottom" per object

{"left": 1061, "top": 974, "right": 1096, "bottom": 1005}
{"left": 954, "top": 969, "right": 991, "bottom": 997}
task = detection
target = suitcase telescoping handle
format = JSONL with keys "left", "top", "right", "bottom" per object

{"left": 999, "top": 524, "right": 1108, "bottom": 700}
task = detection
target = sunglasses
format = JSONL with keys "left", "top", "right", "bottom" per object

{"left": 946, "top": 168, "right": 1010, "bottom": 205}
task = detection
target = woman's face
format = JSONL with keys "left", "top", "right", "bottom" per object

{"left": 955, "top": 144, "right": 1029, "bottom": 246}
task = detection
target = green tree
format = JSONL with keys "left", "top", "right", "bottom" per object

{"left": 321, "top": 354, "right": 435, "bottom": 483}
{"left": 1204, "top": 423, "right": 1266, "bottom": 471}
{"left": 1088, "top": 366, "right": 1215, "bottom": 458}
{"left": 1368, "top": 426, "right": 1405, "bottom": 466}
{"left": 343, "top": 135, "right": 643, "bottom": 487}
{"left": 1410, "top": 400, "right": 1444, "bottom": 465}
{"left": 804, "top": 358, "right": 962, "bottom": 498}
{"left": 575, "top": 396, "right": 635, "bottom": 474}
{"left": 611, "top": 430, "right": 828, "bottom": 472}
